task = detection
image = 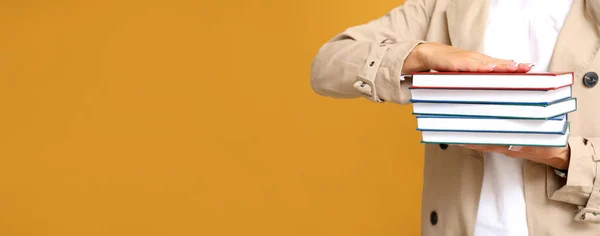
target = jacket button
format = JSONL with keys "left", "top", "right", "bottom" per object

{"left": 430, "top": 211, "right": 438, "bottom": 225}
{"left": 439, "top": 144, "right": 448, "bottom": 150}
{"left": 583, "top": 72, "right": 598, "bottom": 88}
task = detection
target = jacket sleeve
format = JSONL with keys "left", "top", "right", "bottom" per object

{"left": 547, "top": 136, "right": 600, "bottom": 223}
{"left": 310, "top": 0, "right": 433, "bottom": 104}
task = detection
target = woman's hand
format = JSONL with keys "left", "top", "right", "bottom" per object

{"left": 403, "top": 42, "right": 535, "bottom": 74}
{"left": 459, "top": 145, "right": 571, "bottom": 170}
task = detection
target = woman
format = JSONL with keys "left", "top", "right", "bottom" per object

{"left": 310, "top": 0, "right": 600, "bottom": 235}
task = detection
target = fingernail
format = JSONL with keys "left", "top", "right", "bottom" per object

{"left": 508, "top": 145, "right": 522, "bottom": 151}
{"left": 522, "top": 63, "right": 535, "bottom": 68}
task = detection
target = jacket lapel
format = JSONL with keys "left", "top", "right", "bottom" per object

{"left": 445, "top": 0, "right": 490, "bottom": 164}
{"left": 549, "top": 0, "right": 600, "bottom": 72}
{"left": 446, "top": 0, "right": 490, "bottom": 52}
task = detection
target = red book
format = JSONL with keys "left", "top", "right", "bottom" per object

{"left": 410, "top": 72, "right": 574, "bottom": 90}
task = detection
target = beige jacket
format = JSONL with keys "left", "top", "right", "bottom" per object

{"left": 310, "top": 0, "right": 600, "bottom": 235}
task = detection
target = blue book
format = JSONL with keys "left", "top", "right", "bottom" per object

{"left": 416, "top": 114, "right": 568, "bottom": 134}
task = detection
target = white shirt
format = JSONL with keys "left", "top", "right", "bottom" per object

{"left": 474, "top": 0, "right": 573, "bottom": 235}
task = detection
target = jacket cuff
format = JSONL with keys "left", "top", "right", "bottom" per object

{"left": 547, "top": 136, "right": 600, "bottom": 223}
{"left": 353, "top": 39, "right": 424, "bottom": 104}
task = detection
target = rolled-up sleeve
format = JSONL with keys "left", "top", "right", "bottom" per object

{"left": 310, "top": 0, "right": 432, "bottom": 104}
{"left": 547, "top": 136, "right": 600, "bottom": 223}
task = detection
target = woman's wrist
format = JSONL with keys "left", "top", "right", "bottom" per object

{"left": 402, "top": 43, "right": 432, "bottom": 74}
{"left": 549, "top": 145, "right": 571, "bottom": 170}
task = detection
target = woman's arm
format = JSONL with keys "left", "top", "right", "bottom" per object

{"left": 548, "top": 136, "right": 600, "bottom": 222}
{"left": 310, "top": 0, "right": 531, "bottom": 104}
{"left": 310, "top": 0, "right": 432, "bottom": 104}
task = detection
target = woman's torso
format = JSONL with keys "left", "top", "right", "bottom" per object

{"left": 418, "top": 0, "right": 600, "bottom": 235}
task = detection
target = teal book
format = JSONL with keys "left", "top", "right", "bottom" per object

{"left": 412, "top": 97, "right": 577, "bottom": 119}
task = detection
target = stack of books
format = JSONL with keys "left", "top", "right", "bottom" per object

{"left": 409, "top": 72, "right": 577, "bottom": 147}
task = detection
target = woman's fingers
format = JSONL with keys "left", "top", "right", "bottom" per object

{"left": 515, "top": 63, "right": 535, "bottom": 72}
{"left": 491, "top": 61, "right": 519, "bottom": 72}
{"left": 454, "top": 57, "right": 533, "bottom": 73}
{"left": 487, "top": 60, "right": 534, "bottom": 73}
{"left": 474, "top": 61, "right": 496, "bottom": 72}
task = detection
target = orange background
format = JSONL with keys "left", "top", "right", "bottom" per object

{"left": 0, "top": 0, "right": 424, "bottom": 235}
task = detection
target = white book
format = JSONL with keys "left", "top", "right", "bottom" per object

{"left": 417, "top": 115, "right": 567, "bottom": 133}
{"left": 421, "top": 124, "right": 570, "bottom": 147}
{"left": 411, "top": 72, "right": 574, "bottom": 89}
{"left": 410, "top": 86, "right": 571, "bottom": 105}
{"left": 412, "top": 98, "right": 577, "bottom": 119}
